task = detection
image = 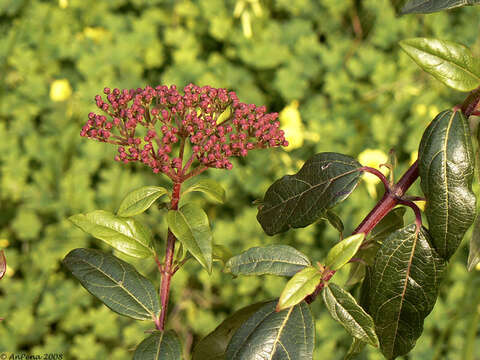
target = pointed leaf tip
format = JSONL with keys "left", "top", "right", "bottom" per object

{"left": 277, "top": 266, "right": 322, "bottom": 311}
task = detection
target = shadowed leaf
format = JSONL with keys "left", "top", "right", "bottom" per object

{"left": 133, "top": 330, "right": 182, "bottom": 360}
{"left": 419, "top": 110, "right": 476, "bottom": 259}
{"left": 401, "top": 0, "right": 480, "bottom": 14}
{"left": 257, "top": 152, "right": 362, "bottom": 235}
{"left": 63, "top": 248, "right": 160, "bottom": 320}
{"left": 225, "top": 245, "right": 310, "bottom": 277}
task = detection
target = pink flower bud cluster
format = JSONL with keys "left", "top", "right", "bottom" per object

{"left": 81, "top": 83, "right": 288, "bottom": 177}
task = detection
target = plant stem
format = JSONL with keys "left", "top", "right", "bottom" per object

{"left": 353, "top": 161, "right": 419, "bottom": 235}
{"left": 157, "top": 182, "right": 182, "bottom": 331}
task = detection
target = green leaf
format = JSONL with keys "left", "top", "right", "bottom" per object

{"left": 212, "top": 244, "right": 232, "bottom": 265}
{"left": 0, "top": 250, "right": 5, "bottom": 280}
{"left": 322, "top": 283, "right": 379, "bottom": 347}
{"left": 63, "top": 248, "right": 161, "bottom": 320}
{"left": 367, "top": 225, "right": 446, "bottom": 359}
{"left": 277, "top": 266, "right": 322, "bottom": 311}
{"left": 325, "top": 233, "right": 365, "bottom": 271}
{"left": 224, "top": 245, "right": 311, "bottom": 277}
{"left": 322, "top": 209, "right": 344, "bottom": 234}
{"left": 192, "top": 302, "right": 268, "bottom": 360}
{"left": 225, "top": 301, "right": 315, "bottom": 360}
{"left": 346, "top": 208, "right": 406, "bottom": 286}
{"left": 133, "top": 330, "right": 182, "bottom": 360}
{"left": 167, "top": 204, "right": 213, "bottom": 273}
{"left": 467, "top": 216, "right": 480, "bottom": 271}
{"left": 117, "top": 186, "right": 168, "bottom": 217}
{"left": 344, "top": 338, "right": 366, "bottom": 360}
{"left": 419, "top": 110, "right": 476, "bottom": 259}
{"left": 183, "top": 179, "right": 226, "bottom": 204}
{"left": 257, "top": 152, "right": 363, "bottom": 235}
{"left": 399, "top": 38, "right": 480, "bottom": 92}
{"left": 69, "top": 210, "right": 154, "bottom": 258}
{"left": 401, "top": 0, "right": 480, "bottom": 14}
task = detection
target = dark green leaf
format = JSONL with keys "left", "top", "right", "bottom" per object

{"left": 226, "top": 301, "right": 315, "bottom": 360}
{"left": 69, "top": 210, "right": 154, "bottom": 258}
{"left": 344, "top": 338, "right": 366, "bottom": 360}
{"left": 167, "top": 204, "right": 213, "bottom": 273}
{"left": 325, "top": 234, "right": 365, "bottom": 271}
{"left": 322, "top": 283, "right": 379, "bottom": 347}
{"left": 277, "top": 266, "right": 322, "bottom": 311}
{"left": 400, "top": 38, "right": 480, "bottom": 91}
{"left": 63, "top": 248, "right": 160, "bottom": 320}
{"left": 368, "top": 225, "right": 446, "bottom": 359}
{"left": 117, "top": 186, "right": 168, "bottom": 217}
{"left": 0, "top": 250, "right": 5, "bottom": 280}
{"left": 346, "top": 208, "right": 406, "bottom": 286}
{"left": 183, "top": 179, "right": 226, "bottom": 204}
{"left": 133, "top": 330, "right": 182, "bottom": 360}
{"left": 224, "top": 245, "right": 311, "bottom": 277}
{"left": 401, "top": 0, "right": 480, "bottom": 14}
{"left": 192, "top": 302, "right": 268, "bottom": 360}
{"left": 257, "top": 152, "right": 363, "bottom": 235}
{"left": 322, "top": 209, "right": 344, "bottom": 234}
{"left": 419, "top": 109, "right": 476, "bottom": 259}
{"left": 369, "top": 208, "right": 406, "bottom": 244}
{"left": 467, "top": 216, "right": 480, "bottom": 271}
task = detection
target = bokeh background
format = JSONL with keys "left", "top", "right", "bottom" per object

{"left": 0, "top": 0, "right": 479, "bottom": 359}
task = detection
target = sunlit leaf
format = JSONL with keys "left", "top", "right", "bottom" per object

{"left": 69, "top": 210, "right": 154, "bottom": 258}
{"left": 183, "top": 179, "right": 226, "bottom": 204}
{"left": 325, "top": 233, "right": 365, "bottom": 271}
{"left": 401, "top": 0, "right": 480, "bottom": 14}
{"left": 167, "top": 204, "right": 213, "bottom": 273}
{"left": 117, "top": 186, "right": 168, "bottom": 217}
{"left": 400, "top": 38, "right": 480, "bottom": 91}
{"left": 277, "top": 266, "right": 322, "bottom": 311}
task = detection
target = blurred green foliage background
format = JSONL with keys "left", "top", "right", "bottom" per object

{"left": 0, "top": 0, "right": 479, "bottom": 359}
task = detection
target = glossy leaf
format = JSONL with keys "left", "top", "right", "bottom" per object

{"left": 167, "top": 204, "right": 213, "bottom": 273}
{"left": 192, "top": 302, "right": 268, "bottom": 360}
{"left": 325, "top": 233, "right": 365, "bottom": 271}
{"left": 224, "top": 245, "right": 311, "bottom": 277}
{"left": 401, "top": 0, "right": 480, "bottom": 14}
{"left": 368, "top": 225, "right": 446, "bottom": 359}
{"left": 322, "top": 209, "right": 344, "bottom": 234}
{"left": 117, "top": 186, "right": 168, "bottom": 217}
{"left": 226, "top": 300, "right": 315, "bottom": 360}
{"left": 69, "top": 210, "right": 154, "bottom": 258}
{"left": 419, "top": 110, "right": 476, "bottom": 259}
{"left": 183, "top": 178, "right": 226, "bottom": 204}
{"left": 400, "top": 38, "right": 480, "bottom": 91}
{"left": 63, "top": 248, "right": 160, "bottom": 320}
{"left": 322, "top": 283, "right": 379, "bottom": 347}
{"left": 467, "top": 216, "right": 480, "bottom": 271}
{"left": 346, "top": 209, "right": 405, "bottom": 286}
{"left": 257, "top": 152, "right": 363, "bottom": 235}
{"left": 277, "top": 266, "right": 322, "bottom": 311}
{"left": 0, "top": 250, "right": 5, "bottom": 280}
{"left": 133, "top": 330, "right": 182, "bottom": 360}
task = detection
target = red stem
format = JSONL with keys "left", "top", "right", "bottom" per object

{"left": 157, "top": 182, "right": 182, "bottom": 331}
